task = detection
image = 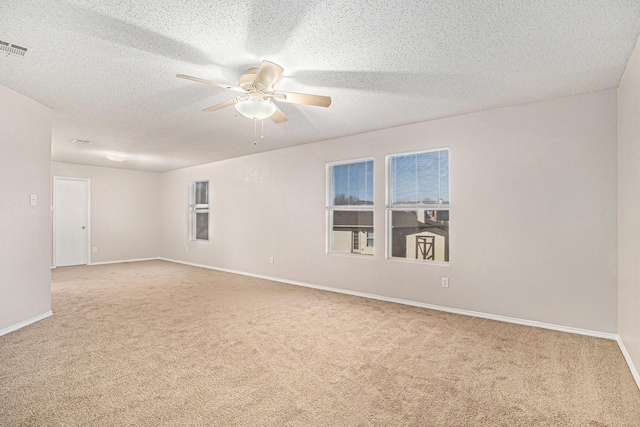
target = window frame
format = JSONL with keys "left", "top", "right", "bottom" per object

{"left": 385, "top": 148, "right": 450, "bottom": 264}
{"left": 189, "top": 180, "right": 209, "bottom": 242}
{"left": 326, "top": 157, "right": 375, "bottom": 257}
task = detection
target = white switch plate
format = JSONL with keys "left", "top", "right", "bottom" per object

{"left": 269, "top": 256, "right": 274, "bottom": 264}
{"left": 442, "top": 277, "right": 449, "bottom": 288}
{"left": 30, "top": 194, "right": 37, "bottom": 206}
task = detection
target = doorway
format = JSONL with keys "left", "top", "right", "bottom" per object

{"left": 53, "top": 177, "right": 90, "bottom": 267}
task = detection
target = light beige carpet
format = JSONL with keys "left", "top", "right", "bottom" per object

{"left": 1, "top": 260, "right": 639, "bottom": 426}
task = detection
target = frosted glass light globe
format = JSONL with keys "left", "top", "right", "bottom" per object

{"left": 235, "top": 99, "right": 276, "bottom": 120}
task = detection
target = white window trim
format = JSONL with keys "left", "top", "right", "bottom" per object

{"left": 385, "top": 147, "right": 450, "bottom": 263}
{"left": 326, "top": 157, "right": 374, "bottom": 256}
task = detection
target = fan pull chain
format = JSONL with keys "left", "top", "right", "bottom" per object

{"left": 253, "top": 118, "right": 266, "bottom": 145}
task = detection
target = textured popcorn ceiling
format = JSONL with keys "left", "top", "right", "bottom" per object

{"left": 1, "top": 0, "right": 639, "bottom": 172}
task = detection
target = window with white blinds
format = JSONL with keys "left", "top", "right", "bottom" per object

{"left": 327, "top": 159, "right": 374, "bottom": 256}
{"left": 387, "top": 149, "right": 450, "bottom": 262}
{"left": 189, "top": 181, "right": 209, "bottom": 241}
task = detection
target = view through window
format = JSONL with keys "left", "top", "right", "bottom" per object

{"left": 387, "top": 149, "right": 449, "bottom": 262}
{"left": 327, "top": 159, "right": 374, "bottom": 256}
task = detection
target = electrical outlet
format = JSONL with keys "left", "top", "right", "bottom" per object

{"left": 442, "top": 277, "right": 449, "bottom": 288}
{"left": 269, "top": 256, "right": 274, "bottom": 264}
{"left": 92, "top": 247, "right": 98, "bottom": 253}
{"left": 30, "top": 194, "right": 37, "bottom": 206}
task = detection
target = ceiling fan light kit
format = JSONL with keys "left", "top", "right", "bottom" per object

{"left": 235, "top": 98, "right": 277, "bottom": 120}
{"left": 177, "top": 60, "right": 331, "bottom": 125}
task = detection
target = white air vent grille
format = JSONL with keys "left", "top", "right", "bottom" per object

{"left": 0, "top": 40, "right": 29, "bottom": 58}
{"left": 72, "top": 139, "right": 91, "bottom": 145}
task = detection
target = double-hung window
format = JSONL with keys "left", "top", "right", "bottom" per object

{"left": 189, "top": 181, "right": 209, "bottom": 241}
{"left": 387, "top": 148, "right": 449, "bottom": 262}
{"left": 327, "top": 159, "right": 374, "bottom": 256}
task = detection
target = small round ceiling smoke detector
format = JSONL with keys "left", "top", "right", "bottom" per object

{"left": 106, "top": 154, "right": 126, "bottom": 162}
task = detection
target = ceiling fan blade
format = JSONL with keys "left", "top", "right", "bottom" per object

{"left": 274, "top": 91, "right": 331, "bottom": 107}
{"left": 202, "top": 98, "right": 238, "bottom": 112}
{"left": 253, "top": 61, "right": 284, "bottom": 91}
{"left": 270, "top": 104, "right": 288, "bottom": 123}
{"left": 177, "top": 74, "right": 245, "bottom": 93}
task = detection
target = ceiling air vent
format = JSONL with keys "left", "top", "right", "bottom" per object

{"left": 72, "top": 139, "right": 91, "bottom": 145}
{"left": 0, "top": 40, "right": 29, "bottom": 59}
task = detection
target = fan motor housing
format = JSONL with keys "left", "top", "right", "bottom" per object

{"left": 238, "top": 73, "right": 257, "bottom": 91}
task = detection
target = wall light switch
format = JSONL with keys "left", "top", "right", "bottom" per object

{"left": 442, "top": 277, "right": 449, "bottom": 288}
{"left": 30, "top": 194, "right": 37, "bottom": 206}
{"left": 269, "top": 256, "right": 274, "bottom": 264}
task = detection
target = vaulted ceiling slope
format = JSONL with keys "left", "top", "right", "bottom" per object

{"left": 1, "top": 1, "right": 639, "bottom": 172}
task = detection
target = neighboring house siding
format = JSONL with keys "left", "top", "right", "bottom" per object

{"left": 333, "top": 229, "right": 374, "bottom": 255}
{"left": 333, "top": 230, "right": 352, "bottom": 253}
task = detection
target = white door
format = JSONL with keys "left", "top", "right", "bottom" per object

{"left": 54, "top": 178, "right": 89, "bottom": 267}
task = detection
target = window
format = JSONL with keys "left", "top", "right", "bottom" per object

{"left": 190, "top": 181, "right": 209, "bottom": 241}
{"left": 366, "top": 231, "right": 374, "bottom": 247}
{"left": 327, "top": 159, "right": 374, "bottom": 256}
{"left": 387, "top": 149, "right": 449, "bottom": 262}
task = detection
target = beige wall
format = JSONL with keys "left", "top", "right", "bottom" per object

{"left": 0, "top": 85, "right": 52, "bottom": 332}
{"left": 51, "top": 162, "right": 160, "bottom": 264}
{"left": 618, "top": 36, "right": 640, "bottom": 378}
{"left": 159, "top": 89, "right": 618, "bottom": 333}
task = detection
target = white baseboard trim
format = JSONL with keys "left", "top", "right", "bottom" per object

{"left": 617, "top": 336, "right": 640, "bottom": 390}
{"left": 158, "top": 257, "right": 617, "bottom": 341}
{"left": 0, "top": 310, "right": 53, "bottom": 337}
{"left": 89, "top": 257, "right": 159, "bottom": 266}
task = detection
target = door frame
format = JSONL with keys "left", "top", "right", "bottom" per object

{"left": 52, "top": 176, "right": 91, "bottom": 268}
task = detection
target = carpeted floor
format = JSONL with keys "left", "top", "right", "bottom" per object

{"left": 1, "top": 260, "right": 639, "bottom": 426}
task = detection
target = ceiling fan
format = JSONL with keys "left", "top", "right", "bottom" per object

{"left": 177, "top": 61, "right": 331, "bottom": 123}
